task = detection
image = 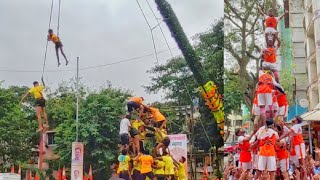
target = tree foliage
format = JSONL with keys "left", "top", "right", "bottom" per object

{"left": 0, "top": 85, "right": 38, "bottom": 171}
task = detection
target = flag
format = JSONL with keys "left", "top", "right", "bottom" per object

{"left": 18, "top": 164, "right": 21, "bottom": 175}
{"left": 35, "top": 173, "right": 40, "bottom": 180}
{"left": 83, "top": 173, "right": 88, "bottom": 180}
{"left": 62, "top": 166, "right": 67, "bottom": 180}
{"left": 88, "top": 165, "right": 93, "bottom": 180}
{"left": 10, "top": 165, "right": 14, "bottom": 173}
{"left": 57, "top": 169, "right": 62, "bottom": 180}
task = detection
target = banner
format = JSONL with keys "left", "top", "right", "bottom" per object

{"left": 167, "top": 134, "right": 188, "bottom": 177}
{"left": 71, "top": 142, "right": 84, "bottom": 180}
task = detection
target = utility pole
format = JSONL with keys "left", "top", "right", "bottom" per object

{"left": 76, "top": 57, "right": 79, "bottom": 142}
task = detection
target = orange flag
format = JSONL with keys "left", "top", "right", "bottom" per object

{"left": 62, "top": 166, "right": 67, "bottom": 180}
{"left": 18, "top": 164, "right": 21, "bottom": 175}
{"left": 35, "top": 173, "right": 40, "bottom": 180}
{"left": 57, "top": 169, "right": 62, "bottom": 180}
{"left": 88, "top": 165, "right": 93, "bottom": 180}
{"left": 10, "top": 165, "right": 14, "bottom": 173}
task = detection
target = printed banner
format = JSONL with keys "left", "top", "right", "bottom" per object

{"left": 71, "top": 142, "right": 84, "bottom": 180}
{"left": 167, "top": 134, "right": 188, "bottom": 177}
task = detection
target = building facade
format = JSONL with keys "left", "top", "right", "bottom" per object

{"left": 303, "top": 0, "right": 320, "bottom": 109}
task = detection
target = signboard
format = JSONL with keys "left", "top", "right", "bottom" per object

{"left": 167, "top": 134, "right": 188, "bottom": 177}
{"left": 71, "top": 142, "right": 84, "bottom": 180}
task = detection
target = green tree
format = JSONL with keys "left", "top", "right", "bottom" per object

{"left": 0, "top": 85, "right": 38, "bottom": 171}
{"left": 50, "top": 83, "right": 130, "bottom": 179}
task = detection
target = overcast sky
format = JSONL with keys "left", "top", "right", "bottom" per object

{"left": 0, "top": 0, "right": 223, "bottom": 102}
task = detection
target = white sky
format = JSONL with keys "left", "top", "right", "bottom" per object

{"left": 0, "top": 0, "right": 223, "bottom": 103}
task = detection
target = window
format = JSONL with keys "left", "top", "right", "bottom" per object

{"left": 47, "top": 131, "right": 55, "bottom": 145}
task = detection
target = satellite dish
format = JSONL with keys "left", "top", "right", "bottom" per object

{"left": 299, "top": 99, "right": 309, "bottom": 108}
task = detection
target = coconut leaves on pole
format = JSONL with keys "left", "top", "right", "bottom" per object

{"left": 154, "top": 0, "right": 224, "bottom": 137}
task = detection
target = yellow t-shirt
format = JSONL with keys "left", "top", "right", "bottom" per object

{"left": 133, "top": 160, "right": 141, "bottom": 171}
{"left": 178, "top": 162, "right": 187, "bottom": 180}
{"left": 131, "top": 120, "right": 145, "bottom": 129}
{"left": 48, "top": 34, "right": 60, "bottom": 43}
{"left": 162, "top": 156, "right": 175, "bottom": 175}
{"left": 153, "top": 160, "right": 165, "bottom": 175}
{"left": 118, "top": 155, "right": 130, "bottom": 172}
{"left": 155, "top": 129, "right": 167, "bottom": 143}
{"left": 139, "top": 155, "right": 153, "bottom": 174}
{"left": 28, "top": 86, "right": 45, "bottom": 99}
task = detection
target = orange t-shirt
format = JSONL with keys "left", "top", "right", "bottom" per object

{"left": 48, "top": 34, "right": 59, "bottom": 43}
{"left": 290, "top": 124, "right": 305, "bottom": 145}
{"left": 275, "top": 142, "right": 289, "bottom": 160}
{"left": 265, "top": 16, "right": 278, "bottom": 29}
{"left": 129, "top": 97, "right": 143, "bottom": 104}
{"left": 277, "top": 93, "right": 288, "bottom": 107}
{"left": 238, "top": 136, "right": 251, "bottom": 162}
{"left": 139, "top": 155, "right": 153, "bottom": 174}
{"left": 150, "top": 107, "right": 165, "bottom": 122}
{"left": 257, "top": 128, "right": 279, "bottom": 156}
{"left": 263, "top": 47, "right": 277, "bottom": 63}
{"left": 257, "top": 73, "right": 274, "bottom": 93}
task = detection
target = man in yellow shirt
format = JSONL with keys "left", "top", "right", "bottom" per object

{"left": 20, "top": 78, "right": 49, "bottom": 132}
{"left": 47, "top": 29, "right": 69, "bottom": 67}
{"left": 173, "top": 156, "right": 187, "bottom": 180}
{"left": 152, "top": 159, "right": 166, "bottom": 180}
{"left": 156, "top": 151, "right": 175, "bottom": 179}
{"left": 117, "top": 149, "right": 131, "bottom": 180}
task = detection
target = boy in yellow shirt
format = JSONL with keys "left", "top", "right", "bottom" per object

{"left": 47, "top": 29, "right": 69, "bottom": 66}
{"left": 117, "top": 149, "right": 131, "bottom": 180}
{"left": 20, "top": 78, "right": 49, "bottom": 132}
{"left": 173, "top": 156, "right": 187, "bottom": 180}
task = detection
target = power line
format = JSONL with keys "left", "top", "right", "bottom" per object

{"left": 0, "top": 48, "right": 177, "bottom": 73}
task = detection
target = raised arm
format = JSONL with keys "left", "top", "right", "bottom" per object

{"left": 258, "top": 7, "right": 267, "bottom": 17}
{"left": 279, "top": 10, "right": 288, "bottom": 20}
{"left": 20, "top": 92, "right": 30, "bottom": 104}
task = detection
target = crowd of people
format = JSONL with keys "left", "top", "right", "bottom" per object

{"left": 114, "top": 96, "right": 187, "bottom": 180}
{"left": 223, "top": 6, "right": 320, "bottom": 180}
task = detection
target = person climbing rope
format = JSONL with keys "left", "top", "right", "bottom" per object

{"left": 20, "top": 78, "right": 49, "bottom": 132}
{"left": 258, "top": 7, "right": 288, "bottom": 45}
{"left": 47, "top": 29, "right": 69, "bottom": 67}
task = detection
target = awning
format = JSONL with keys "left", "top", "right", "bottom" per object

{"left": 300, "top": 104, "right": 320, "bottom": 121}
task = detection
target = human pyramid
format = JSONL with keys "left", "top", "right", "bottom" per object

{"left": 116, "top": 97, "right": 187, "bottom": 180}
{"left": 226, "top": 7, "right": 312, "bottom": 180}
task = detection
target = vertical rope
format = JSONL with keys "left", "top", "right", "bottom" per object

{"left": 41, "top": 0, "right": 54, "bottom": 79}
{"left": 57, "top": 0, "right": 61, "bottom": 36}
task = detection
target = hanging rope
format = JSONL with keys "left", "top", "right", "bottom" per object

{"left": 135, "top": 0, "right": 159, "bottom": 63}
{"left": 57, "top": 0, "right": 61, "bottom": 36}
{"left": 41, "top": 0, "right": 54, "bottom": 79}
